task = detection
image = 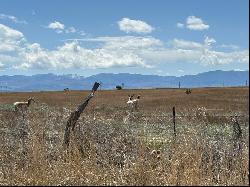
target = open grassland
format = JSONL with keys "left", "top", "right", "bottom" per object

{"left": 0, "top": 87, "right": 249, "bottom": 185}
{"left": 0, "top": 87, "right": 249, "bottom": 114}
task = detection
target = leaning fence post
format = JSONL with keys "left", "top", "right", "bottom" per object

{"left": 232, "top": 115, "right": 243, "bottom": 153}
{"left": 173, "top": 106, "right": 176, "bottom": 138}
{"left": 63, "top": 82, "right": 100, "bottom": 149}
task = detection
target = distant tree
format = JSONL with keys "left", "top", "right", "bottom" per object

{"left": 121, "top": 83, "right": 125, "bottom": 88}
{"left": 116, "top": 85, "right": 122, "bottom": 90}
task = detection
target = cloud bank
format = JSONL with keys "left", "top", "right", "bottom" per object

{"left": 0, "top": 23, "right": 248, "bottom": 72}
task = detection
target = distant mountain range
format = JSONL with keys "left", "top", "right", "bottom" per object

{"left": 0, "top": 70, "right": 249, "bottom": 92}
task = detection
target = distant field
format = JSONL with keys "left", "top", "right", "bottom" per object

{"left": 0, "top": 87, "right": 249, "bottom": 114}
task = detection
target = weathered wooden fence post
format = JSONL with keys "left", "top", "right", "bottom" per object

{"left": 173, "top": 106, "right": 176, "bottom": 138}
{"left": 63, "top": 82, "right": 100, "bottom": 148}
{"left": 232, "top": 115, "right": 243, "bottom": 153}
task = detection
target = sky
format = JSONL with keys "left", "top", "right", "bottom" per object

{"left": 0, "top": 0, "right": 249, "bottom": 77}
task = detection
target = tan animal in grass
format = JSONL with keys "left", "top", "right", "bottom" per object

{"left": 14, "top": 97, "right": 35, "bottom": 111}
{"left": 185, "top": 89, "right": 192, "bottom": 95}
{"left": 127, "top": 94, "right": 141, "bottom": 111}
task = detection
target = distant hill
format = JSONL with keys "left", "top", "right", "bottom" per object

{"left": 0, "top": 70, "right": 248, "bottom": 92}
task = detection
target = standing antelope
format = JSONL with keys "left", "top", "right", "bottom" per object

{"left": 14, "top": 97, "right": 35, "bottom": 112}
{"left": 185, "top": 89, "right": 192, "bottom": 95}
{"left": 127, "top": 94, "right": 141, "bottom": 111}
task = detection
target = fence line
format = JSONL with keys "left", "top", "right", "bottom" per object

{"left": 141, "top": 114, "right": 249, "bottom": 118}
{"left": 173, "top": 107, "right": 176, "bottom": 138}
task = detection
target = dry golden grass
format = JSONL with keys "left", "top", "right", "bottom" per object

{"left": 0, "top": 87, "right": 249, "bottom": 185}
{"left": 0, "top": 87, "right": 248, "bottom": 113}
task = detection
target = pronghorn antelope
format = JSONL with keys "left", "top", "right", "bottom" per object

{"left": 185, "top": 89, "right": 192, "bottom": 95}
{"left": 127, "top": 94, "right": 141, "bottom": 111}
{"left": 13, "top": 97, "right": 35, "bottom": 111}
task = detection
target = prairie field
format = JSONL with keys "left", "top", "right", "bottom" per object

{"left": 0, "top": 87, "right": 249, "bottom": 185}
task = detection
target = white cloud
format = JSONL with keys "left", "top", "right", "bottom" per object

{"left": 140, "top": 36, "right": 248, "bottom": 66}
{"left": 177, "top": 23, "right": 184, "bottom": 28}
{"left": 233, "top": 69, "right": 245, "bottom": 71}
{"left": 81, "top": 36, "right": 162, "bottom": 50}
{"left": 204, "top": 36, "right": 216, "bottom": 47}
{"left": 46, "top": 22, "right": 85, "bottom": 35}
{"left": 0, "top": 13, "right": 27, "bottom": 24}
{"left": 177, "top": 16, "right": 210, "bottom": 31}
{"left": 0, "top": 54, "right": 19, "bottom": 64}
{"left": 186, "top": 16, "right": 209, "bottom": 30}
{"left": 172, "top": 38, "right": 203, "bottom": 50}
{"left": 15, "top": 40, "right": 150, "bottom": 70}
{"left": 140, "top": 48, "right": 201, "bottom": 63}
{"left": 0, "top": 62, "right": 4, "bottom": 68}
{"left": 118, "top": 18, "right": 154, "bottom": 34}
{"left": 0, "top": 24, "right": 248, "bottom": 72}
{"left": 200, "top": 49, "right": 249, "bottom": 65}
{"left": 47, "top": 21, "right": 65, "bottom": 31}
{"left": 0, "top": 24, "right": 24, "bottom": 40}
{"left": 0, "top": 24, "right": 24, "bottom": 52}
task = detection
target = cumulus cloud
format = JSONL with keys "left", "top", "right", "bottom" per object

{"left": 0, "top": 13, "right": 27, "bottom": 24}
{"left": 0, "top": 23, "right": 24, "bottom": 52}
{"left": 0, "top": 24, "right": 248, "bottom": 72}
{"left": 200, "top": 50, "right": 249, "bottom": 65}
{"left": 46, "top": 21, "right": 85, "bottom": 35}
{"left": 177, "top": 16, "right": 209, "bottom": 31}
{"left": 118, "top": 18, "right": 154, "bottom": 34}
{"left": 0, "top": 23, "right": 24, "bottom": 40}
{"left": 15, "top": 40, "right": 150, "bottom": 70}
{"left": 48, "top": 21, "right": 64, "bottom": 30}
{"left": 186, "top": 16, "right": 209, "bottom": 30}
{"left": 47, "top": 21, "right": 65, "bottom": 33}
{"left": 141, "top": 36, "right": 248, "bottom": 66}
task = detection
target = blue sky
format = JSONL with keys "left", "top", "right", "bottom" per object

{"left": 0, "top": 0, "right": 249, "bottom": 76}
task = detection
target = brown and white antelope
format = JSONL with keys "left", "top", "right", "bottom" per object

{"left": 14, "top": 97, "right": 36, "bottom": 112}
{"left": 127, "top": 94, "right": 141, "bottom": 111}
{"left": 185, "top": 89, "right": 192, "bottom": 95}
